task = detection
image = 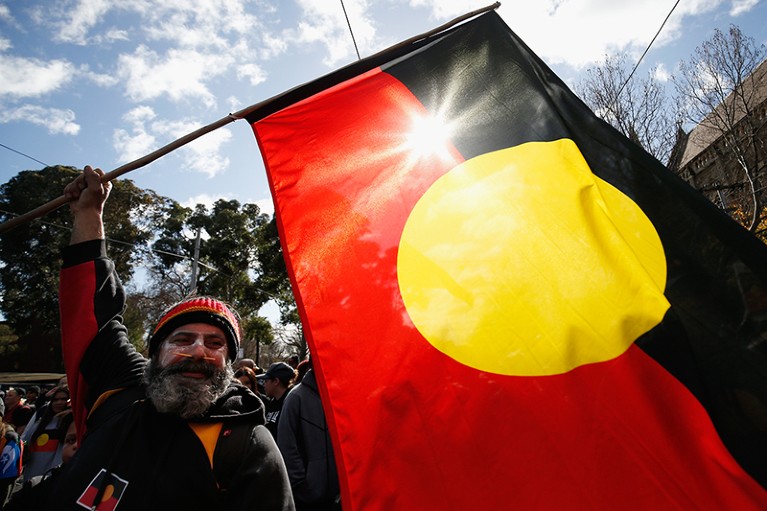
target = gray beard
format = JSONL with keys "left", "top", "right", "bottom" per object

{"left": 143, "top": 358, "right": 234, "bottom": 419}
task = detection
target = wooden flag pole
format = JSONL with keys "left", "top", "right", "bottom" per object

{"left": 0, "top": 1, "right": 500, "bottom": 235}
{"left": 0, "top": 111, "right": 246, "bottom": 235}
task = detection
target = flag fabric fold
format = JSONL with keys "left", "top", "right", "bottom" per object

{"left": 248, "top": 11, "right": 767, "bottom": 510}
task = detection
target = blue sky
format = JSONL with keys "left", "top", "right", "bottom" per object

{"left": 1, "top": 0, "right": 766, "bottom": 217}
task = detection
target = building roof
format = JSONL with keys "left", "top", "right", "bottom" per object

{"left": 676, "top": 59, "right": 767, "bottom": 170}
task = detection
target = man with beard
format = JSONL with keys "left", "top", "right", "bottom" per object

{"left": 52, "top": 165, "right": 294, "bottom": 510}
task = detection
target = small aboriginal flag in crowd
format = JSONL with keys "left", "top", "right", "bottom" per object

{"left": 76, "top": 469, "right": 129, "bottom": 511}
{"left": 248, "top": 9, "right": 767, "bottom": 510}
{"left": 30, "top": 433, "right": 58, "bottom": 453}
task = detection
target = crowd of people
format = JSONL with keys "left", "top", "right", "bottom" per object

{"left": 0, "top": 378, "right": 77, "bottom": 507}
{"left": 1, "top": 355, "right": 339, "bottom": 510}
{"left": 0, "top": 166, "right": 341, "bottom": 510}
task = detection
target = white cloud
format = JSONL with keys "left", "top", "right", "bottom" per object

{"left": 653, "top": 63, "right": 671, "bottom": 82}
{"left": 0, "top": 55, "right": 75, "bottom": 97}
{"left": 0, "top": 104, "right": 80, "bottom": 135}
{"left": 0, "top": 37, "right": 10, "bottom": 51}
{"left": 407, "top": 0, "right": 477, "bottom": 19}
{"left": 116, "top": 45, "right": 231, "bottom": 107}
{"left": 17, "top": 0, "right": 290, "bottom": 114}
{"left": 51, "top": 0, "right": 113, "bottom": 44}
{"left": 293, "top": 0, "right": 376, "bottom": 66}
{"left": 124, "top": 105, "right": 157, "bottom": 125}
{"left": 139, "top": 1, "right": 258, "bottom": 45}
{"left": 0, "top": 4, "right": 15, "bottom": 24}
{"left": 730, "top": 0, "right": 758, "bottom": 16}
{"left": 506, "top": 0, "right": 729, "bottom": 68}
{"left": 254, "top": 197, "right": 275, "bottom": 217}
{"left": 100, "top": 28, "right": 130, "bottom": 42}
{"left": 225, "top": 96, "right": 242, "bottom": 112}
{"left": 167, "top": 122, "right": 232, "bottom": 178}
{"left": 237, "top": 63, "right": 267, "bottom": 86}
{"left": 112, "top": 127, "right": 156, "bottom": 163}
{"left": 181, "top": 193, "right": 228, "bottom": 210}
{"left": 181, "top": 191, "right": 273, "bottom": 216}
{"left": 81, "top": 67, "right": 120, "bottom": 87}
{"left": 260, "top": 33, "right": 289, "bottom": 59}
{"left": 183, "top": 193, "right": 274, "bottom": 217}
{"left": 406, "top": 0, "right": 727, "bottom": 69}
{"left": 113, "top": 109, "right": 232, "bottom": 177}
{"left": 113, "top": 106, "right": 158, "bottom": 162}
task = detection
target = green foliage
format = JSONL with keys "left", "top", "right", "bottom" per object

{"left": 150, "top": 199, "right": 301, "bottom": 364}
{"left": 0, "top": 323, "right": 20, "bottom": 371}
{"left": 241, "top": 315, "right": 273, "bottom": 361}
{"left": 0, "top": 166, "right": 172, "bottom": 369}
{"left": 0, "top": 166, "right": 80, "bottom": 337}
{"left": 151, "top": 199, "right": 291, "bottom": 319}
{"left": 255, "top": 217, "right": 300, "bottom": 326}
{"left": 0, "top": 166, "right": 298, "bottom": 371}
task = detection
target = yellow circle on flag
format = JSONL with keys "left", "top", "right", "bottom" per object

{"left": 101, "top": 484, "right": 115, "bottom": 502}
{"left": 397, "top": 139, "right": 670, "bottom": 376}
{"left": 36, "top": 433, "right": 50, "bottom": 447}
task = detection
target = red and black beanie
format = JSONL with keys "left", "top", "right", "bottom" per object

{"left": 148, "top": 296, "right": 241, "bottom": 361}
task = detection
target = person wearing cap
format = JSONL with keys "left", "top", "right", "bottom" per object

{"left": 25, "top": 386, "right": 40, "bottom": 409}
{"left": 257, "top": 362, "right": 296, "bottom": 438}
{"left": 277, "top": 360, "right": 340, "bottom": 511}
{"left": 52, "top": 166, "right": 294, "bottom": 510}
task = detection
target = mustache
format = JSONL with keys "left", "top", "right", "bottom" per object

{"left": 164, "top": 359, "right": 217, "bottom": 378}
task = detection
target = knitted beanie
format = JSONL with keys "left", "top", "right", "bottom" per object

{"left": 148, "top": 297, "right": 240, "bottom": 362}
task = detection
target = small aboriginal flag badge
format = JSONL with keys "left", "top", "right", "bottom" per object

{"left": 76, "top": 469, "right": 129, "bottom": 511}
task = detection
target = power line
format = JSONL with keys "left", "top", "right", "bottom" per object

{"left": 616, "top": 0, "right": 681, "bottom": 100}
{"left": 0, "top": 207, "right": 219, "bottom": 270}
{"left": 340, "top": 0, "right": 361, "bottom": 61}
{"left": 0, "top": 142, "right": 50, "bottom": 167}
{"left": 0, "top": 207, "right": 280, "bottom": 299}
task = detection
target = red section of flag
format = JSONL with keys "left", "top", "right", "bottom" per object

{"left": 253, "top": 63, "right": 766, "bottom": 511}
{"left": 77, "top": 486, "right": 120, "bottom": 511}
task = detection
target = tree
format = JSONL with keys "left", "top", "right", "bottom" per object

{"left": 258, "top": 325, "right": 302, "bottom": 368}
{"left": 241, "top": 315, "right": 273, "bottom": 367}
{"left": 0, "top": 166, "right": 172, "bottom": 370}
{"left": 673, "top": 25, "right": 767, "bottom": 234}
{"left": 0, "top": 167, "right": 299, "bottom": 369}
{"left": 576, "top": 52, "right": 679, "bottom": 164}
{"left": 151, "top": 199, "right": 298, "bottom": 358}
{"left": 153, "top": 199, "right": 272, "bottom": 311}
{"left": 255, "top": 217, "right": 300, "bottom": 326}
{"left": 0, "top": 323, "right": 20, "bottom": 371}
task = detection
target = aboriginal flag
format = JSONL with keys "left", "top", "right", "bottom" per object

{"left": 248, "top": 10, "right": 767, "bottom": 510}
{"left": 76, "top": 469, "right": 129, "bottom": 511}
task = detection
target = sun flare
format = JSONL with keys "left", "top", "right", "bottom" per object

{"left": 404, "top": 113, "right": 454, "bottom": 160}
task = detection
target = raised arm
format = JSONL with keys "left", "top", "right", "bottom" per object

{"left": 63, "top": 165, "right": 110, "bottom": 244}
{"left": 59, "top": 166, "right": 145, "bottom": 442}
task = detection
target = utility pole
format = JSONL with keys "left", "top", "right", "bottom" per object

{"left": 188, "top": 228, "right": 202, "bottom": 294}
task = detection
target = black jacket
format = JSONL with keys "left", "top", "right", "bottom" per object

{"left": 277, "top": 370, "right": 340, "bottom": 506}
